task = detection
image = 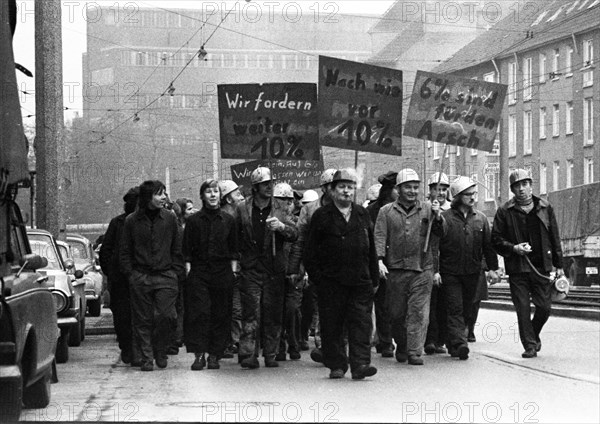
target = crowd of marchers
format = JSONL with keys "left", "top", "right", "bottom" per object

{"left": 98, "top": 165, "right": 564, "bottom": 380}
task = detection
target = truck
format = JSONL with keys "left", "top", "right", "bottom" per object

{"left": 548, "top": 182, "right": 600, "bottom": 287}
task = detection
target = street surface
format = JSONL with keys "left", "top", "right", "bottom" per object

{"left": 20, "top": 308, "right": 599, "bottom": 423}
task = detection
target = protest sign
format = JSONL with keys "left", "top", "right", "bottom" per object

{"left": 230, "top": 159, "right": 324, "bottom": 190}
{"left": 318, "top": 56, "right": 403, "bottom": 156}
{"left": 218, "top": 83, "right": 319, "bottom": 160}
{"left": 404, "top": 70, "right": 507, "bottom": 153}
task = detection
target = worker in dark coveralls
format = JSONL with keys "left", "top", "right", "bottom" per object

{"left": 120, "top": 180, "right": 184, "bottom": 371}
{"left": 304, "top": 168, "right": 379, "bottom": 380}
{"left": 492, "top": 169, "right": 564, "bottom": 358}
{"left": 375, "top": 169, "right": 442, "bottom": 366}
{"left": 183, "top": 179, "right": 239, "bottom": 371}
{"left": 99, "top": 186, "right": 139, "bottom": 366}
{"left": 438, "top": 176, "right": 500, "bottom": 360}
{"left": 236, "top": 167, "right": 298, "bottom": 369}
{"left": 366, "top": 171, "right": 398, "bottom": 358}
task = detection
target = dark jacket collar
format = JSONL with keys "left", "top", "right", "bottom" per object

{"left": 134, "top": 207, "right": 169, "bottom": 220}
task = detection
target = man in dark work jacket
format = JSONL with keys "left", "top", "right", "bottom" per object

{"left": 120, "top": 180, "right": 184, "bottom": 371}
{"left": 304, "top": 168, "right": 379, "bottom": 380}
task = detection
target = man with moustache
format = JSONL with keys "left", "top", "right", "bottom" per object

{"left": 120, "top": 180, "right": 184, "bottom": 371}
{"left": 304, "top": 169, "right": 379, "bottom": 380}
{"left": 492, "top": 169, "right": 564, "bottom": 358}
{"left": 236, "top": 167, "right": 298, "bottom": 369}
{"left": 374, "top": 169, "right": 442, "bottom": 366}
{"left": 438, "top": 176, "right": 499, "bottom": 360}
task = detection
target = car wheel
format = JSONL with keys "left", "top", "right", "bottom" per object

{"left": 89, "top": 299, "right": 101, "bottom": 317}
{"left": 56, "top": 330, "right": 69, "bottom": 363}
{"left": 68, "top": 318, "right": 82, "bottom": 347}
{"left": 0, "top": 374, "right": 23, "bottom": 421}
{"left": 22, "top": 372, "right": 51, "bottom": 409}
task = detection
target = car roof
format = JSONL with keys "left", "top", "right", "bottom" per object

{"left": 27, "top": 228, "right": 53, "bottom": 236}
{"left": 66, "top": 233, "right": 91, "bottom": 243}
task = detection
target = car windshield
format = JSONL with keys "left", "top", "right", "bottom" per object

{"left": 68, "top": 240, "right": 91, "bottom": 267}
{"left": 28, "top": 235, "right": 62, "bottom": 270}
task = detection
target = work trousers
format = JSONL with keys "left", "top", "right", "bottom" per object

{"left": 279, "top": 276, "right": 304, "bottom": 354}
{"left": 508, "top": 272, "right": 552, "bottom": 350}
{"left": 441, "top": 273, "right": 479, "bottom": 350}
{"left": 374, "top": 278, "right": 393, "bottom": 351}
{"left": 109, "top": 275, "right": 139, "bottom": 360}
{"left": 425, "top": 284, "right": 447, "bottom": 347}
{"left": 317, "top": 281, "right": 374, "bottom": 373}
{"left": 184, "top": 278, "right": 233, "bottom": 356}
{"left": 129, "top": 272, "right": 178, "bottom": 363}
{"left": 239, "top": 269, "right": 285, "bottom": 359}
{"left": 386, "top": 270, "right": 433, "bottom": 357}
{"left": 301, "top": 281, "right": 321, "bottom": 348}
{"left": 170, "top": 279, "right": 184, "bottom": 348}
{"left": 230, "top": 281, "right": 242, "bottom": 346}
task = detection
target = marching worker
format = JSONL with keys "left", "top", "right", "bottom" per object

{"left": 219, "top": 179, "right": 246, "bottom": 357}
{"left": 492, "top": 169, "right": 564, "bottom": 358}
{"left": 424, "top": 172, "right": 451, "bottom": 356}
{"left": 366, "top": 171, "right": 398, "bottom": 358}
{"left": 374, "top": 169, "right": 442, "bottom": 366}
{"left": 288, "top": 169, "right": 337, "bottom": 363}
{"left": 438, "top": 176, "right": 499, "bottom": 360}
{"left": 120, "top": 180, "right": 184, "bottom": 371}
{"left": 236, "top": 167, "right": 298, "bottom": 369}
{"left": 99, "top": 186, "right": 140, "bottom": 366}
{"left": 183, "top": 179, "right": 239, "bottom": 371}
{"left": 363, "top": 183, "right": 382, "bottom": 207}
{"left": 304, "top": 168, "right": 379, "bottom": 380}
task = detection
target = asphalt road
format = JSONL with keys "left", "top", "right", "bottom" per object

{"left": 20, "top": 308, "right": 600, "bottom": 423}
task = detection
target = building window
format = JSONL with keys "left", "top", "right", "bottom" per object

{"left": 484, "top": 172, "right": 497, "bottom": 201}
{"left": 539, "top": 53, "right": 546, "bottom": 83}
{"left": 583, "top": 39, "right": 594, "bottom": 87}
{"left": 508, "top": 114, "right": 517, "bottom": 156}
{"left": 566, "top": 47, "right": 573, "bottom": 75}
{"left": 566, "top": 160, "right": 573, "bottom": 188}
{"left": 540, "top": 163, "right": 547, "bottom": 194}
{"left": 553, "top": 104, "right": 560, "bottom": 137}
{"left": 523, "top": 110, "right": 532, "bottom": 154}
{"left": 553, "top": 161, "right": 560, "bottom": 191}
{"left": 584, "top": 97, "right": 594, "bottom": 145}
{"left": 135, "top": 51, "right": 145, "bottom": 66}
{"left": 508, "top": 62, "right": 517, "bottom": 103}
{"left": 552, "top": 48, "right": 560, "bottom": 77}
{"left": 121, "top": 50, "right": 132, "bottom": 66}
{"left": 566, "top": 102, "right": 573, "bottom": 135}
{"left": 523, "top": 57, "right": 533, "bottom": 100}
{"left": 584, "top": 158, "right": 595, "bottom": 184}
{"left": 539, "top": 107, "right": 547, "bottom": 139}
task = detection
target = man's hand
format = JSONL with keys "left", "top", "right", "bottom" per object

{"left": 266, "top": 216, "right": 285, "bottom": 232}
{"left": 556, "top": 268, "right": 565, "bottom": 278}
{"left": 487, "top": 270, "right": 500, "bottom": 285}
{"left": 431, "top": 199, "right": 441, "bottom": 218}
{"left": 513, "top": 242, "right": 532, "bottom": 256}
{"left": 433, "top": 272, "right": 442, "bottom": 286}
{"left": 378, "top": 259, "right": 389, "bottom": 280}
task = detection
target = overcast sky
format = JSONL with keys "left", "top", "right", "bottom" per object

{"left": 12, "top": 0, "right": 395, "bottom": 124}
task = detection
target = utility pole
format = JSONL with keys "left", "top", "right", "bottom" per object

{"left": 35, "top": 0, "right": 65, "bottom": 239}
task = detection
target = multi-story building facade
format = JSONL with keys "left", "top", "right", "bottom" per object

{"left": 432, "top": 0, "right": 599, "bottom": 218}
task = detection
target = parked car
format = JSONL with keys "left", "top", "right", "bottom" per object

{"left": 66, "top": 234, "right": 104, "bottom": 317}
{"left": 1, "top": 201, "right": 58, "bottom": 421}
{"left": 26, "top": 229, "right": 86, "bottom": 363}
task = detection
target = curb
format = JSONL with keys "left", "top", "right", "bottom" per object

{"left": 482, "top": 300, "right": 600, "bottom": 321}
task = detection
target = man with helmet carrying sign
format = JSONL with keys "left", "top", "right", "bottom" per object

{"left": 235, "top": 167, "right": 298, "bottom": 369}
{"left": 492, "top": 169, "right": 564, "bottom": 359}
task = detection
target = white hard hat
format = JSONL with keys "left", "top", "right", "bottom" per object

{"left": 367, "top": 184, "right": 382, "bottom": 201}
{"left": 219, "top": 180, "right": 239, "bottom": 198}
{"left": 273, "top": 182, "right": 294, "bottom": 199}
{"left": 301, "top": 189, "right": 319, "bottom": 203}
{"left": 427, "top": 172, "right": 450, "bottom": 187}
{"left": 551, "top": 275, "right": 570, "bottom": 302}
{"left": 450, "top": 176, "right": 476, "bottom": 198}
{"left": 250, "top": 167, "right": 272, "bottom": 185}
{"left": 332, "top": 168, "right": 358, "bottom": 184}
{"left": 320, "top": 169, "right": 337, "bottom": 186}
{"left": 396, "top": 168, "right": 420, "bottom": 185}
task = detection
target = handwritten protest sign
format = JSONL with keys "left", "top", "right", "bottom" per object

{"left": 230, "top": 159, "right": 324, "bottom": 190}
{"left": 218, "top": 83, "right": 319, "bottom": 160}
{"left": 318, "top": 56, "right": 403, "bottom": 156}
{"left": 404, "top": 71, "right": 507, "bottom": 153}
